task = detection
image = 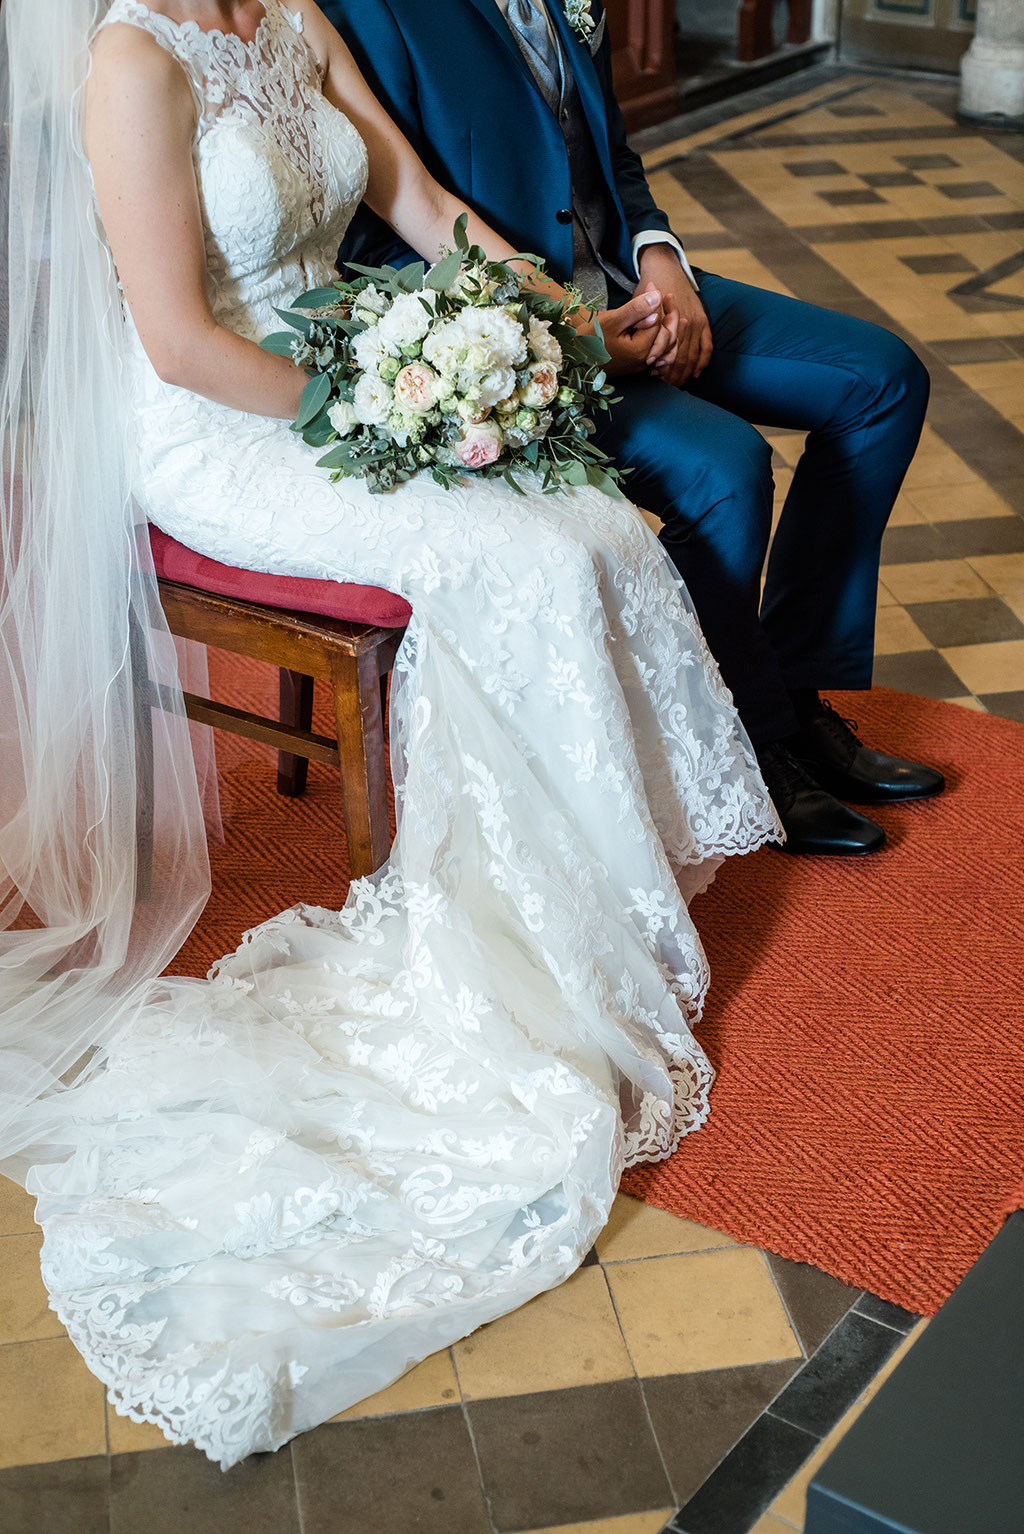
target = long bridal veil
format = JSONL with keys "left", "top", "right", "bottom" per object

{"left": 0, "top": 0, "right": 209, "bottom": 1180}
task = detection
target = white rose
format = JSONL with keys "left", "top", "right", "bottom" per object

{"left": 377, "top": 291, "right": 435, "bottom": 350}
{"left": 356, "top": 283, "right": 389, "bottom": 316}
{"left": 328, "top": 399, "right": 359, "bottom": 437}
{"left": 527, "top": 316, "right": 562, "bottom": 368}
{"left": 352, "top": 324, "right": 394, "bottom": 374}
{"left": 352, "top": 372, "right": 393, "bottom": 427}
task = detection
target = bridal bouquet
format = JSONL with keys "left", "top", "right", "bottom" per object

{"left": 261, "top": 215, "right": 623, "bottom": 497}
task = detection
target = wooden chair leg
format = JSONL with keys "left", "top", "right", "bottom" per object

{"left": 738, "top": 0, "right": 774, "bottom": 61}
{"left": 787, "top": 0, "right": 811, "bottom": 44}
{"left": 277, "top": 669, "right": 314, "bottom": 797}
{"left": 331, "top": 648, "right": 392, "bottom": 879}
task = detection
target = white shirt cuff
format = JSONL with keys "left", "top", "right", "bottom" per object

{"left": 631, "top": 231, "right": 700, "bottom": 294}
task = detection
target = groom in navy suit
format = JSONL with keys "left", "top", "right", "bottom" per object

{"left": 324, "top": 0, "right": 944, "bottom": 856}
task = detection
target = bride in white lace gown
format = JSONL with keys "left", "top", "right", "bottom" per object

{"left": 33, "top": 0, "right": 779, "bottom": 1468}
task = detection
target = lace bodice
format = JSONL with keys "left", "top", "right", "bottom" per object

{"left": 99, "top": 0, "right": 368, "bottom": 341}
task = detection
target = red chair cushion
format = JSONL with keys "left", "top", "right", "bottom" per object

{"left": 149, "top": 526, "right": 411, "bottom": 629}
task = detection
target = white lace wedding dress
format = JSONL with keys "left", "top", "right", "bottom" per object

{"left": 38, "top": 0, "right": 778, "bottom": 1469}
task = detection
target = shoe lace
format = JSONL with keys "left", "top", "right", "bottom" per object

{"left": 760, "top": 743, "right": 823, "bottom": 811}
{"left": 814, "top": 697, "right": 863, "bottom": 764}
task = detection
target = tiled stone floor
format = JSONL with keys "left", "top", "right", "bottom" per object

{"left": 1, "top": 66, "right": 1020, "bottom": 1534}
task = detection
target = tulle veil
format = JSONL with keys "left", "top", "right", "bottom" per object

{"left": 0, "top": 0, "right": 210, "bottom": 1183}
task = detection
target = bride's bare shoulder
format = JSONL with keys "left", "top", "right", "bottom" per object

{"left": 88, "top": 18, "right": 191, "bottom": 99}
{"left": 86, "top": 20, "right": 195, "bottom": 144}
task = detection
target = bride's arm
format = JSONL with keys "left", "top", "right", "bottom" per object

{"left": 85, "top": 24, "right": 308, "bottom": 418}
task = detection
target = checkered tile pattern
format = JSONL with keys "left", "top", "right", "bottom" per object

{"left": 0, "top": 66, "right": 1019, "bottom": 1534}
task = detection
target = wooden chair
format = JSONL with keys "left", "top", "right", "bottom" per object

{"left": 738, "top": 0, "right": 812, "bottom": 62}
{"left": 149, "top": 528, "right": 410, "bottom": 878}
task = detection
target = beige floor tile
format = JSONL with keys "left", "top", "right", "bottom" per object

{"left": 902, "top": 450, "right": 978, "bottom": 492}
{"left": 906, "top": 482, "right": 1013, "bottom": 522}
{"left": 944, "top": 694, "right": 987, "bottom": 711}
{"left": 0, "top": 1177, "right": 38, "bottom": 1237}
{"left": 876, "top": 579, "right": 897, "bottom": 608}
{"left": 523, "top": 1510, "right": 676, "bottom": 1534}
{"left": 940, "top": 639, "right": 1024, "bottom": 694}
{"left": 452, "top": 1265, "right": 632, "bottom": 1400}
{"left": 332, "top": 1346, "right": 461, "bottom": 1420}
{"left": 0, "top": 1337, "right": 106, "bottom": 1469}
{"left": 770, "top": 1322, "right": 927, "bottom": 1528}
{"left": 967, "top": 552, "right": 1024, "bottom": 595}
{"left": 879, "top": 559, "right": 991, "bottom": 605}
{"left": 951, "top": 359, "right": 1024, "bottom": 394}
{"left": 979, "top": 385, "right": 1024, "bottom": 420}
{"left": 605, "top": 1248, "right": 801, "bottom": 1378}
{"left": 874, "top": 606, "right": 930, "bottom": 656}
{"left": 750, "top": 1515, "right": 801, "bottom": 1534}
{"left": 886, "top": 494, "right": 926, "bottom": 527}
{"left": 0, "top": 1234, "right": 64, "bottom": 1345}
{"left": 106, "top": 1402, "right": 176, "bottom": 1453}
{"left": 596, "top": 1194, "right": 735, "bottom": 1262}
{"left": 646, "top": 169, "right": 724, "bottom": 235}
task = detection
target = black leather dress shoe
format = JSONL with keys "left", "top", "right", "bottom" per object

{"left": 758, "top": 742, "right": 886, "bottom": 857}
{"left": 788, "top": 698, "right": 945, "bottom": 805}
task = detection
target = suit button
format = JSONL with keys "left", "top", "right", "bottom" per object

{"left": 556, "top": 208, "right": 573, "bottom": 224}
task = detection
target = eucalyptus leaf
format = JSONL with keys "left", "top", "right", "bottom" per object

{"left": 297, "top": 372, "right": 332, "bottom": 429}
{"left": 259, "top": 332, "right": 299, "bottom": 357}
{"left": 426, "top": 249, "right": 461, "bottom": 291}
{"left": 273, "top": 306, "right": 313, "bottom": 337}
{"left": 294, "top": 286, "right": 343, "bottom": 309}
{"left": 453, "top": 212, "right": 470, "bottom": 252}
{"left": 396, "top": 262, "right": 427, "bottom": 294}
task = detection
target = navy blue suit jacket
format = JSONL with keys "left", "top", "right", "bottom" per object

{"left": 322, "top": 0, "right": 673, "bottom": 284}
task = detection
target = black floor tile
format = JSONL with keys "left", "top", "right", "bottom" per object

{"left": 110, "top": 1444, "right": 299, "bottom": 1534}
{"left": 871, "top": 649, "right": 967, "bottom": 700}
{"left": 854, "top": 1292, "right": 922, "bottom": 1334}
{"left": 785, "top": 158, "right": 847, "bottom": 177}
{"left": 468, "top": 1380, "right": 672, "bottom": 1532}
{"left": 897, "top": 152, "right": 959, "bottom": 170}
{"left": 765, "top": 1253, "right": 860, "bottom": 1355}
{"left": 934, "top": 517, "right": 1024, "bottom": 558}
{"left": 904, "top": 597, "right": 1024, "bottom": 648}
{"left": 864, "top": 171, "right": 924, "bottom": 189}
{"left": 902, "top": 252, "right": 977, "bottom": 274}
{"left": 989, "top": 475, "right": 1024, "bottom": 516}
{"left": 0, "top": 1456, "right": 109, "bottom": 1534}
{"left": 879, "top": 523, "right": 952, "bottom": 564}
{"left": 937, "top": 180, "right": 1002, "bottom": 200}
{"left": 642, "top": 1360, "right": 799, "bottom": 1506}
{"left": 978, "top": 689, "right": 1024, "bottom": 723}
{"left": 982, "top": 210, "right": 1024, "bottom": 230}
{"left": 817, "top": 187, "right": 886, "bottom": 207}
{"left": 581, "top": 1243, "right": 601, "bottom": 1267}
{"left": 768, "top": 1311, "right": 904, "bottom": 1437}
{"left": 667, "top": 1411, "right": 818, "bottom": 1534}
{"left": 926, "top": 337, "right": 1017, "bottom": 364}
{"left": 293, "top": 1407, "right": 488, "bottom": 1534}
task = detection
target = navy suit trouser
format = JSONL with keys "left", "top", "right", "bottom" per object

{"left": 595, "top": 272, "right": 930, "bottom": 745}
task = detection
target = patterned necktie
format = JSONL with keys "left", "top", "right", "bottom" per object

{"left": 503, "top": 0, "right": 562, "bottom": 112}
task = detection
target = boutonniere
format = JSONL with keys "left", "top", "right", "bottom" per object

{"left": 563, "top": 0, "right": 596, "bottom": 45}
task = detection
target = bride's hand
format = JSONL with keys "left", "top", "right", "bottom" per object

{"left": 577, "top": 290, "right": 665, "bottom": 377}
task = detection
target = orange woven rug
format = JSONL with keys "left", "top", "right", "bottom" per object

{"left": 176, "top": 664, "right": 1024, "bottom": 1316}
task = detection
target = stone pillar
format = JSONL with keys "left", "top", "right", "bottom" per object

{"left": 960, "top": 0, "right": 1024, "bottom": 124}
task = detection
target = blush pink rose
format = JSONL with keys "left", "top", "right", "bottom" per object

{"left": 520, "top": 361, "right": 559, "bottom": 409}
{"left": 393, "top": 362, "right": 438, "bottom": 414}
{"left": 455, "top": 420, "right": 504, "bottom": 469}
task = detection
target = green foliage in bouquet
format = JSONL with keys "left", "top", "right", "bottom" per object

{"left": 260, "top": 215, "right": 625, "bottom": 497}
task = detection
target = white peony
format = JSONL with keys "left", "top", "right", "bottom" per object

{"left": 352, "top": 324, "right": 394, "bottom": 374}
{"left": 377, "top": 291, "right": 435, "bottom": 350}
{"left": 527, "top": 316, "right": 562, "bottom": 369}
{"left": 328, "top": 399, "right": 359, "bottom": 436}
{"left": 353, "top": 371, "right": 393, "bottom": 427}
{"left": 475, "top": 366, "right": 517, "bottom": 408}
{"left": 424, "top": 306, "right": 527, "bottom": 376}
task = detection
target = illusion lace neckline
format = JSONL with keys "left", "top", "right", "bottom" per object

{"left": 115, "top": 0, "right": 277, "bottom": 51}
